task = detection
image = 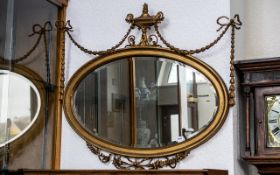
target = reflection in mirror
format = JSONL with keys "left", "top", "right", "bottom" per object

{"left": 74, "top": 59, "right": 131, "bottom": 146}
{"left": 74, "top": 57, "right": 217, "bottom": 148}
{"left": 134, "top": 57, "right": 217, "bottom": 148}
{"left": 0, "top": 70, "right": 41, "bottom": 147}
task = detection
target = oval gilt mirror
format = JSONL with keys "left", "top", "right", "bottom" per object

{"left": 64, "top": 47, "right": 229, "bottom": 157}
{"left": 0, "top": 68, "right": 42, "bottom": 148}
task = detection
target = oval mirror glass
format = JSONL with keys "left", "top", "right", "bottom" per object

{"left": 0, "top": 70, "right": 41, "bottom": 147}
{"left": 73, "top": 56, "right": 217, "bottom": 148}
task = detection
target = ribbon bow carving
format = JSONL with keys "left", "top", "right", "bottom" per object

{"left": 29, "top": 21, "right": 52, "bottom": 37}
{"left": 216, "top": 14, "right": 242, "bottom": 32}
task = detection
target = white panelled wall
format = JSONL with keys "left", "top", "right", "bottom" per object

{"left": 232, "top": 0, "right": 280, "bottom": 60}
{"left": 61, "top": 1, "right": 246, "bottom": 175}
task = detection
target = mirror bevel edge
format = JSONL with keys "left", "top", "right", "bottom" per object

{"left": 63, "top": 47, "right": 229, "bottom": 157}
{"left": 0, "top": 64, "right": 45, "bottom": 149}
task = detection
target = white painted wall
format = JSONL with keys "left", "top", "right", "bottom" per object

{"left": 233, "top": 0, "right": 280, "bottom": 60}
{"left": 61, "top": 1, "right": 242, "bottom": 175}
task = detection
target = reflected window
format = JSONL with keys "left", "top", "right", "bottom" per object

{"left": 168, "top": 64, "right": 208, "bottom": 84}
{"left": 167, "top": 64, "right": 178, "bottom": 84}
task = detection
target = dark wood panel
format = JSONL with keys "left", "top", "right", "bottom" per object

{"left": 4, "top": 169, "right": 228, "bottom": 175}
{"left": 235, "top": 57, "right": 280, "bottom": 72}
{"left": 244, "top": 157, "right": 280, "bottom": 175}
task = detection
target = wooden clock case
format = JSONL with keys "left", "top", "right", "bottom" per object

{"left": 236, "top": 57, "right": 280, "bottom": 175}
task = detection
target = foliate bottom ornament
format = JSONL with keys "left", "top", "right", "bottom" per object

{"left": 86, "top": 142, "right": 190, "bottom": 170}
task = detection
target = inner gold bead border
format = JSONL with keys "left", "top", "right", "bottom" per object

{"left": 63, "top": 47, "right": 229, "bottom": 158}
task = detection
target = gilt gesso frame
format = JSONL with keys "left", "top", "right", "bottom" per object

{"left": 63, "top": 47, "right": 229, "bottom": 158}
